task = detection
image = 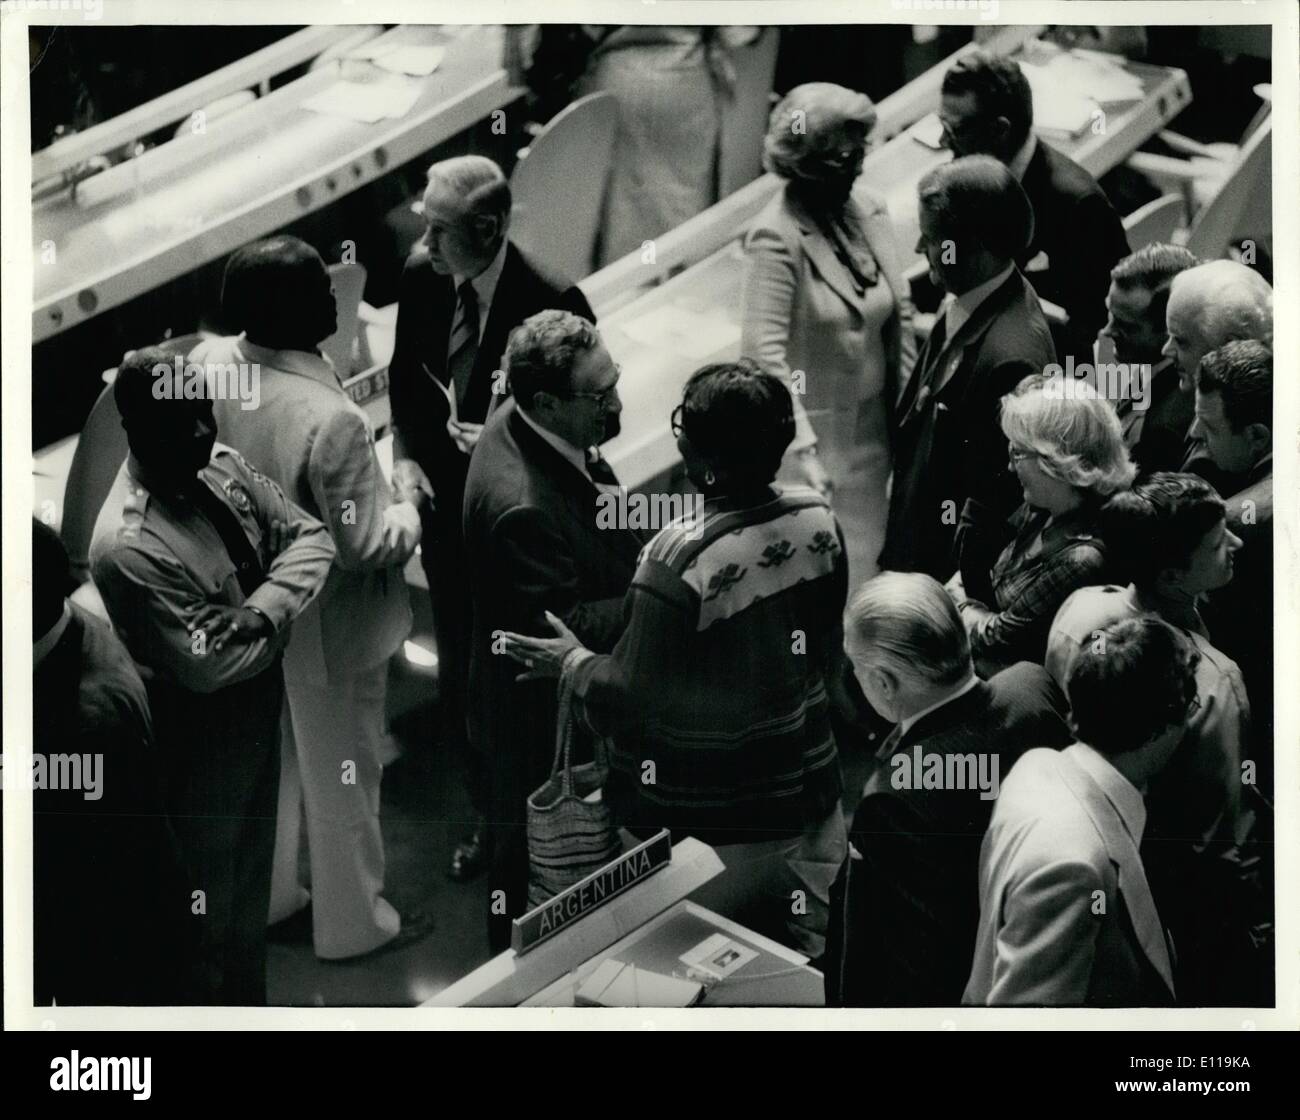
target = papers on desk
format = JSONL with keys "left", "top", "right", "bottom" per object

{"left": 620, "top": 305, "right": 740, "bottom": 363}
{"left": 349, "top": 40, "right": 446, "bottom": 77}
{"left": 301, "top": 76, "right": 423, "bottom": 124}
{"left": 909, "top": 112, "right": 947, "bottom": 151}
{"left": 573, "top": 959, "right": 704, "bottom": 1008}
{"left": 1019, "top": 50, "right": 1144, "bottom": 138}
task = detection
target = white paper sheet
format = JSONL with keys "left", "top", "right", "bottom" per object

{"left": 301, "top": 77, "right": 423, "bottom": 124}
{"left": 619, "top": 305, "right": 740, "bottom": 362}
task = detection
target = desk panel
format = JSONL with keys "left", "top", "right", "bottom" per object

{"left": 33, "top": 25, "right": 517, "bottom": 344}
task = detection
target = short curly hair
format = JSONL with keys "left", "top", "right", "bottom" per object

{"left": 762, "top": 82, "right": 877, "bottom": 182}
{"left": 504, "top": 309, "right": 599, "bottom": 409}
{"left": 679, "top": 358, "right": 795, "bottom": 488}
{"left": 1000, "top": 373, "right": 1137, "bottom": 498}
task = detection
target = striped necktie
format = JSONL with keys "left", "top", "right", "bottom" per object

{"left": 447, "top": 279, "right": 480, "bottom": 410}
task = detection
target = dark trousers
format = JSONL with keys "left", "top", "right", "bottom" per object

{"left": 150, "top": 666, "right": 283, "bottom": 1005}
{"left": 421, "top": 503, "right": 485, "bottom": 816}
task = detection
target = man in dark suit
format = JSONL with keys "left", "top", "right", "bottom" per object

{"left": 463, "top": 310, "right": 644, "bottom": 951}
{"left": 32, "top": 520, "right": 195, "bottom": 1005}
{"left": 940, "top": 51, "right": 1130, "bottom": 364}
{"left": 1099, "top": 243, "right": 1200, "bottom": 475}
{"left": 824, "top": 573, "right": 1070, "bottom": 1006}
{"left": 388, "top": 155, "right": 596, "bottom": 880}
{"left": 881, "top": 155, "right": 1057, "bottom": 603}
{"left": 1192, "top": 340, "right": 1273, "bottom": 800}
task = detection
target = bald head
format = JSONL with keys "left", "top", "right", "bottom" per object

{"left": 1164, "top": 261, "right": 1273, "bottom": 388}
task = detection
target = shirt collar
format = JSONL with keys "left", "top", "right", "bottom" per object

{"left": 945, "top": 262, "right": 1015, "bottom": 336}
{"left": 897, "top": 674, "right": 980, "bottom": 739}
{"left": 1008, "top": 133, "right": 1038, "bottom": 182}
{"left": 455, "top": 239, "right": 508, "bottom": 323}
{"left": 34, "top": 600, "right": 72, "bottom": 667}
{"left": 1065, "top": 741, "right": 1147, "bottom": 846}
{"left": 239, "top": 337, "right": 342, "bottom": 388}
{"left": 517, "top": 405, "right": 592, "bottom": 478}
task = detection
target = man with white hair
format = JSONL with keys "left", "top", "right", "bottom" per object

{"left": 1162, "top": 259, "right": 1272, "bottom": 489}
{"left": 1163, "top": 259, "right": 1273, "bottom": 392}
{"left": 824, "top": 572, "right": 1069, "bottom": 1006}
{"left": 388, "top": 155, "right": 596, "bottom": 881}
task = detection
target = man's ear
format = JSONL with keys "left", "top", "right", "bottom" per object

{"left": 1245, "top": 421, "right": 1272, "bottom": 457}
{"left": 474, "top": 212, "right": 502, "bottom": 245}
{"left": 872, "top": 664, "right": 899, "bottom": 703}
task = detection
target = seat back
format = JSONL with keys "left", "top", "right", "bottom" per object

{"left": 510, "top": 92, "right": 618, "bottom": 281}
{"left": 60, "top": 383, "right": 129, "bottom": 583}
{"left": 321, "top": 261, "right": 369, "bottom": 378}
{"left": 1186, "top": 117, "right": 1272, "bottom": 261}
{"left": 60, "top": 332, "right": 209, "bottom": 581}
{"left": 1122, "top": 194, "right": 1185, "bottom": 251}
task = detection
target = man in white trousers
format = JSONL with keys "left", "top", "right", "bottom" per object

{"left": 195, "top": 235, "right": 434, "bottom": 960}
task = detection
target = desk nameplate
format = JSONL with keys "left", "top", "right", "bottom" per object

{"left": 512, "top": 830, "right": 672, "bottom": 955}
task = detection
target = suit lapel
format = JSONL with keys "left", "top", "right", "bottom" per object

{"left": 1057, "top": 752, "right": 1175, "bottom": 994}
{"left": 787, "top": 193, "right": 865, "bottom": 314}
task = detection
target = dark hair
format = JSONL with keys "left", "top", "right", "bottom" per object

{"left": 504, "top": 309, "right": 599, "bottom": 409}
{"left": 222, "top": 235, "right": 330, "bottom": 348}
{"left": 1067, "top": 617, "right": 1200, "bottom": 755}
{"left": 680, "top": 359, "right": 795, "bottom": 488}
{"left": 1196, "top": 339, "right": 1272, "bottom": 433}
{"left": 917, "top": 155, "right": 1034, "bottom": 260}
{"left": 941, "top": 51, "right": 1033, "bottom": 152}
{"left": 1099, "top": 472, "right": 1225, "bottom": 588}
{"left": 1110, "top": 242, "right": 1200, "bottom": 326}
{"left": 113, "top": 345, "right": 196, "bottom": 429}
{"left": 33, "top": 518, "right": 75, "bottom": 640}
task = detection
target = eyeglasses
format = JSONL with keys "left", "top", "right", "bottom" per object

{"left": 1008, "top": 447, "right": 1041, "bottom": 467}
{"left": 670, "top": 404, "right": 686, "bottom": 439}
{"left": 559, "top": 368, "right": 620, "bottom": 408}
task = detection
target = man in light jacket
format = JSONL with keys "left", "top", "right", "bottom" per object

{"left": 195, "top": 235, "right": 430, "bottom": 960}
{"left": 965, "top": 618, "right": 1196, "bottom": 1006}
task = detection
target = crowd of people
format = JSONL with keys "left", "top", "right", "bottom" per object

{"left": 33, "top": 47, "right": 1274, "bottom": 1008}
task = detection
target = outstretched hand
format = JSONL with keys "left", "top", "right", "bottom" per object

{"left": 499, "top": 610, "right": 585, "bottom": 682}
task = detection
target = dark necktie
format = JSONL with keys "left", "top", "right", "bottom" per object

{"left": 447, "top": 279, "right": 480, "bottom": 411}
{"left": 586, "top": 450, "right": 620, "bottom": 489}
{"left": 185, "top": 477, "right": 264, "bottom": 597}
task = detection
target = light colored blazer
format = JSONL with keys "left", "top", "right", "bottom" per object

{"left": 740, "top": 182, "right": 917, "bottom": 452}
{"left": 964, "top": 745, "right": 1176, "bottom": 1007}
{"left": 195, "top": 336, "right": 418, "bottom": 686}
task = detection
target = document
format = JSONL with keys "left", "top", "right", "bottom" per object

{"left": 301, "top": 76, "right": 424, "bottom": 124}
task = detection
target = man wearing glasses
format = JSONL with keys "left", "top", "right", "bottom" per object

{"left": 462, "top": 310, "right": 644, "bottom": 951}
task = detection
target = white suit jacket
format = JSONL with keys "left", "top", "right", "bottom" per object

{"left": 196, "top": 336, "right": 418, "bottom": 685}
{"left": 963, "top": 745, "right": 1176, "bottom": 1006}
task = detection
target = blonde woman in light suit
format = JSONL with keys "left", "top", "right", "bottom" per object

{"left": 741, "top": 83, "right": 916, "bottom": 579}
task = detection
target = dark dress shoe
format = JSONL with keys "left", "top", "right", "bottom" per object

{"left": 266, "top": 904, "right": 313, "bottom": 945}
{"left": 321, "top": 908, "right": 436, "bottom": 964}
{"left": 448, "top": 831, "right": 486, "bottom": 882}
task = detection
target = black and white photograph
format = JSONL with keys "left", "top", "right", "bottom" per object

{"left": 4, "top": 0, "right": 1296, "bottom": 1049}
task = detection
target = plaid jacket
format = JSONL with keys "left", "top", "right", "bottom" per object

{"left": 961, "top": 503, "right": 1108, "bottom": 676}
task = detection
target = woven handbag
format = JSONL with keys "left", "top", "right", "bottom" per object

{"left": 525, "top": 657, "right": 621, "bottom": 910}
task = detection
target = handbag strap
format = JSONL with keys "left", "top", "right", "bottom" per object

{"left": 550, "top": 657, "right": 578, "bottom": 797}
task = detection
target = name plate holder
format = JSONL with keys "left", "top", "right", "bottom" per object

{"left": 427, "top": 833, "right": 726, "bottom": 1008}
